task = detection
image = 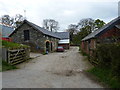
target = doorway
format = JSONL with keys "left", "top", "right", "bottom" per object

{"left": 46, "top": 41, "right": 50, "bottom": 52}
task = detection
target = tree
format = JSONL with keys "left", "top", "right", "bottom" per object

{"left": 94, "top": 19, "right": 106, "bottom": 30}
{"left": 77, "top": 18, "right": 106, "bottom": 39}
{"left": 43, "top": 19, "right": 59, "bottom": 32}
{"left": 66, "top": 24, "right": 78, "bottom": 42}
{"left": 69, "top": 18, "right": 106, "bottom": 45}
{"left": 1, "top": 14, "right": 25, "bottom": 28}
{"left": 72, "top": 27, "right": 90, "bottom": 45}
{"left": 14, "top": 14, "right": 24, "bottom": 28}
{"left": 43, "top": 19, "right": 49, "bottom": 29}
{"left": 78, "top": 18, "right": 95, "bottom": 33}
{"left": 1, "top": 15, "right": 14, "bottom": 26}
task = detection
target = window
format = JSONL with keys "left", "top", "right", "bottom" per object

{"left": 24, "top": 30, "right": 30, "bottom": 41}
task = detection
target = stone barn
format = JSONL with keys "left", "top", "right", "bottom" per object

{"left": 9, "top": 20, "right": 60, "bottom": 53}
{"left": 81, "top": 16, "right": 120, "bottom": 55}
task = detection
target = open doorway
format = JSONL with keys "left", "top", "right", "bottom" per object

{"left": 46, "top": 41, "right": 50, "bottom": 53}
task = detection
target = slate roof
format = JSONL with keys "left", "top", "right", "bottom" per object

{"left": 0, "top": 24, "right": 14, "bottom": 37}
{"left": 115, "top": 25, "right": 120, "bottom": 29}
{"left": 55, "top": 32, "right": 69, "bottom": 39}
{"left": 9, "top": 20, "right": 60, "bottom": 39}
{"left": 82, "top": 16, "right": 120, "bottom": 41}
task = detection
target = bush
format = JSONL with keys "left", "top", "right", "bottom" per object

{"left": 110, "top": 44, "right": 120, "bottom": 79}
{"left": 2, "top": 40, "right": 29, "bottom": 49}
{"left": 86, "top": 43, "right": 120, "bottom": 88}
{"left": 95, "top": 43, "right": 120, "bottom": 81}
{"left": 88, "top": 67, "right": 120, "bottom": 88}
{"left": 96, "top": 44, "right": 112, "bottom": 67}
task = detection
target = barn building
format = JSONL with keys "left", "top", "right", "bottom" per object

{"left": 81, "top": 16, "right": 120, "bottom": 55}
{"left": 9, "top": 20, "right": 60, "bottom": 53}
{"left": 0, "top": 24, "right": 14, "bottom": 41}
{"left": 55, "top": 32, "right": 70, "bottom": 49}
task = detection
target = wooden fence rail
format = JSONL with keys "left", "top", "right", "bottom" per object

{"left": 2, "top": 48, "right": 30, "bottom": 65}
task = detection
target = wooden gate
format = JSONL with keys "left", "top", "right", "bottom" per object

{"left": 3, "top": 48, "right": 30, "bottom": 65}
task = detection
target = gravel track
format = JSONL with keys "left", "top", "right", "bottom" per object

{"left": 2, "top": 47, "right": 104, "bottom": 88}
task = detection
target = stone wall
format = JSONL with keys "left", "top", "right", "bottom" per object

{"left": 10, "top": 23, "right": 59, "bottom": 53}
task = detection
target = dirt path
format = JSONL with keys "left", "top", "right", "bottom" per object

{"left": 2, "top": 47, "right": 104, "bottom": 88}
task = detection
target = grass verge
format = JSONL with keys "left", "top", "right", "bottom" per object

{"left": 0, "top": 61, "right": 17, "bottom": 72}
{"left": 88, "top": 67, "right": 120, "bottom": 88}
{"left": 2, "top": 40, "right": 28, "bottom": 49}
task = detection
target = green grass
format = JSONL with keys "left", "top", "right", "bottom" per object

{"left": 80, "top": 51, "right": 88, "bottom": 56}
{"left": 88, "top": 67, "right": 120, "bottom": 88}
{"left": 79, "top": 47, "right": 89, "bottom": 57}
{"left": 0, "top": 61, "right": 17, "bottom": 72}
{"left": 2, "top": 40, "right": 28, "bottom": 49}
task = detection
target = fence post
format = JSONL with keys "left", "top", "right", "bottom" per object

{"left": 2, "top": 48, "right": 8, "bottom": 62}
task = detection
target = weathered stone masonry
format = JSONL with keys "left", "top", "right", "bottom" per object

{"left": 10, "top": 20, "right": 60, "bottom": 53}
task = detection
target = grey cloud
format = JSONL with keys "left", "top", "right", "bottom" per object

{"left": 0, "top": 0, "right": 119, "bottom": 31}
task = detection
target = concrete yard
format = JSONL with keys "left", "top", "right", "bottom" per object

{"left": 2, "top": 47, "right": 104, "bottom": 88}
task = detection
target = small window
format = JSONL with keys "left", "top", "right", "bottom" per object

{"left": 24, "top": 30, "right": 30, "bottom": 41}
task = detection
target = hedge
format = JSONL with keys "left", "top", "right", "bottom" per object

{"left": 94, "top": 43, "right": 120, "bottom": 80}
{"left": 2, "top": 40, "right": 29, "bottom": 49}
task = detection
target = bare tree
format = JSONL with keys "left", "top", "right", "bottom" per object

{"left": 43, "top": 19, "right": 49, "bottom": 29}
{"left": 78, "top": 18, "right": 95, "bottom": 32}
{"left": 66, "top": 24, "right": 78, "bottom": 42}
{"left": 14, "top": 14, "right": 24, "bottom": 28}
{"left": 43, "top": 19, "right": 59, "bottom": 32}
{"left": 1, "top": 14, "right": 25, "bottom": 28}
{"left": 1, "top": 15, "right": 14, "bottom": 26}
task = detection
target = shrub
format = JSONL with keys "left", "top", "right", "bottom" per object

{"left": 110, "top": 43, "right": 120, "bottom": 80}
{"left": 88, "top": 67, "right": 120, "bottom": 88}
{"left": 89, "top": 49, "right": 99, "bottom": 65}
{"left": 2, "top": 40, "right": 29, "bottom": 49}
{"left": 87, "top": 43, "right": 120, "bottom": 87}
{"left": 95, "top": 43, "right": 120, "bottom": 81}
{"left": 96, "top": 44, "right": 112, "bottom": 67}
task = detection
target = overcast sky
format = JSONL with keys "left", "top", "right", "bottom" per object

{"left": 0, "top": 0, "right": 119, "bottom": 31}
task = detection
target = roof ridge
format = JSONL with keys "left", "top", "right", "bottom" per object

{"left": 24, "top": 20, "right": 60, "bottom": 39}
{"left": 82, "top": 16, "right": 120, "bottom": 41}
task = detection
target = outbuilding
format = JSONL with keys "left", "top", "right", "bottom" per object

{"left": 81, "top": 16, "right": 120, "bottom": 55}
{"left": 9, "top": 20, "right": 60, "bottom": 53}
{"left": 55, "top": 32, "right": 70, "bottom": 49}
{"left": 0, "top": 24, "right": 14, "bottom": 42}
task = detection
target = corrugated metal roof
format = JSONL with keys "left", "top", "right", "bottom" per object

{"left": 59, "top": 39, "right": 69, "bottom": 44}
{"left": 82, "top": 16, "right": 120, "bottom": 41}
{"left": 55, "top": 32, "right": 69, "bottom": 39}
{"left": 0, "top": 24, "right": 14, "bottom": 37}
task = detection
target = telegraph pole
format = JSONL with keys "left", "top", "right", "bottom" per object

{"left": 24, "top": 10, "right": 26, "bottom": 20}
